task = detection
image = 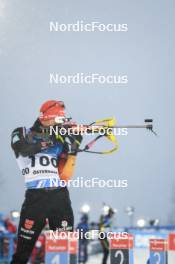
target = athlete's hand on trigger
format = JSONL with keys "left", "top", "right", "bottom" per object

{"left": 69, "top": 134, "right": 83, "bottom": 155}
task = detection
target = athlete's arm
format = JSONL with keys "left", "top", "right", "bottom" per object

{"left": 58, "top": 134, "right": 82, "bottom": 181}
{"left": 11, "top": 127, "right": 46, "bottom": 158}
{"left": 59, "top": 154, "right": 77, "bottom": 181}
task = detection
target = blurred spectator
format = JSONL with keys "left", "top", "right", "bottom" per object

{"left": 99, "top": 207, "right": 115, "bottom": 264}
{"left": 77, "top": 214, "right": 89, "bottom": 263}
{"left": 0, "top": 213, "right": 6, "bottom": 233}
{"left": 4, "top": 218, "right": 17, "bottom": 234}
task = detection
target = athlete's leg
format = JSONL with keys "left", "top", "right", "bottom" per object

{"left": 11, "top": 190, "right": 46, "bottom": 264}
{"left": 48, "top": 188, "right": 74, "bottom": 231}
{"left": 100, "top": 238, "right": 109, "bottom": 264}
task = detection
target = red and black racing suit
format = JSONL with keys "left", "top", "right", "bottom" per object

{"left": 10, "top": 120, "right": 74, "bottom": 264}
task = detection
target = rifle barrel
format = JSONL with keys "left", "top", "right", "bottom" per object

{"left": 64, "top": 124, "right": 152, "bottom": 131}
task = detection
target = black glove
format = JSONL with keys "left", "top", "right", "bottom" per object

{"left": 51, "top": 125, "right": 83, "bottom": 155}
{"left": 27, "top": 131, "right": 55, "bottom": 150}
{"left": 68, "top": 134, "right": 83, "bottom": 155}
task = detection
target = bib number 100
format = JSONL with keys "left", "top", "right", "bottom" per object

{"left": 29, "top": 155, "right": 57, "bottom": 168}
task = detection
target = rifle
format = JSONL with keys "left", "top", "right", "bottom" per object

{"left": 50, "top": 118, "right": 157, "bottom": 155}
